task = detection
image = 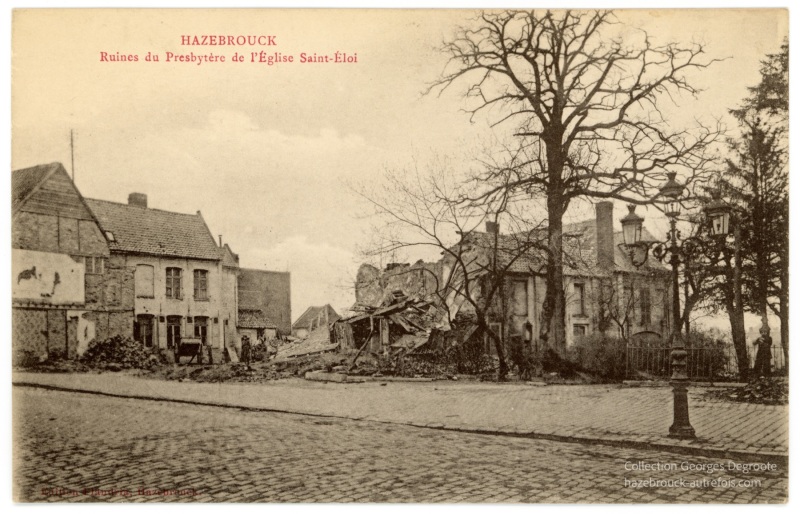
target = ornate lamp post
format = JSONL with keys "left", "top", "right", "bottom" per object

{"left": 619, "top": 172, "right": 732, "bottom": 439}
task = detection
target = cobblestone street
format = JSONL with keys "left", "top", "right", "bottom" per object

{"left": 13, "top": 386, "right": 787, "bottom": 503}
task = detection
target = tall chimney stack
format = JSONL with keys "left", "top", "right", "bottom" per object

{"left": 595, "top": 202, "right": 615, "bottom": 269}
{"left": 128, "top": 192, "right": 148, "bottom": 208}
{"left": 218, "top": 235, "right": 223, "bottom": 247}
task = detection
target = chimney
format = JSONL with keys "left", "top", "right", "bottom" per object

{"left": 485, "top": 221, "right": 500, "bottom": 234}
{"left": 128, "top": 192, "right": 148, "bottom": 208}
{"left": 595, "top": 201, "right": 614, "bottom": 269}
{"left": 218, "top": 235, "right": 223, "bottom": 247}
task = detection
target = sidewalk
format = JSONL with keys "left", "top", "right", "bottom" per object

{"left": 12, "top": 371, "right": 787, "bottom": 463}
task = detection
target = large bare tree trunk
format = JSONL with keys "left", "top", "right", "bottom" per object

{"left": 484, "top": 322, "right": 509, "bottom": 381}
{"left": 539, "top": 179, "right": 567, "bottom": 355}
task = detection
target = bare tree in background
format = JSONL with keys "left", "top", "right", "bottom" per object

{"left": 356, "top": 159, "right": 548, "bottom": 380}
{"left": 429, "top": 10, "right": 722, "bottom": 353}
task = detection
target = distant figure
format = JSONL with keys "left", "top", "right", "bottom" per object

{"left": 241, "top": 335, "right": 252, "bottom": 367}
{"left": 753, "top": 327, "right": 773, "bottom": 378}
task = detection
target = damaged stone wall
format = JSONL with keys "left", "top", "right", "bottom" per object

{"left": 84, "top": 254, "right": 135, "bottom": 311}
{"left": 355, "top": 261, "right": 442, "bottom": 307}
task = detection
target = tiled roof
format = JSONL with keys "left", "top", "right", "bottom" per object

{"left": 455, "top": 218, "right": 669, "bottom": 277}
{"left": 220, "top": 243, "right": 239, "bottom": 267}
{"left": 85, "top": 198, "right": 221, "bottom": 260}
{"left": 11, "top": 162, "right": 61, "bottom": 212}
{"left": 237, "top": 309, "right": 275, "bottom": 329}
{"left": 292, "top": 304, "right": 340, "bottom": 329}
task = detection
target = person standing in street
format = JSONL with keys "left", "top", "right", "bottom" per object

{"left": 241, "top": 335, "right": 252, "bottom": 367}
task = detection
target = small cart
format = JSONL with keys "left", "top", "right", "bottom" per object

{"left": 174, "top": 337, "right": 204, "bottom": 364}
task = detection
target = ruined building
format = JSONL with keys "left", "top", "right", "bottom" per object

{"left": 353, "top": 202, "right": 672, "bottom": 355}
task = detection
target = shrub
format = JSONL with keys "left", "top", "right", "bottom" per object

{"left": 448, "top": 337, "right": 496, "bottom": 375}
{"left": 568, "top": 333, "right": 627, "bottom": 381}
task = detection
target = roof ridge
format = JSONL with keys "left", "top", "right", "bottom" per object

{"left": 240, "top": 267, "right": 289, "bottom": 274}
{"left": 85, "top": 197, "right": 206, "bottom": 218}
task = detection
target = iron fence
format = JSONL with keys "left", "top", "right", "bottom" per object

{"left": 625, "top": 344, "right": 786, "bottom": 381}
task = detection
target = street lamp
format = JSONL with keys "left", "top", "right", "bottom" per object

{"left": 619, "top": 172, "right": 733, "bottom": 439}
{"left": 705, "top": 195, "right": 732, "bottom": 237}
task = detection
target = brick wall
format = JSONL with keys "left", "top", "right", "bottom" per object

{"left": 12, "top": 308, "right": 48, "bottom": 365}
{"left": 238, "top": 269, "right": 291, "bottom": 335}
{"left": 12, "top": 211, "right": 108, "bottom": 257}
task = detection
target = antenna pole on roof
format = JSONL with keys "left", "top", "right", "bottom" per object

{"left": 70, "top": 129, "right": 75, "bottom": 182}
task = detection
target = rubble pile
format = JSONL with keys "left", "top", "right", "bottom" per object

{"left": 706, "top": 377, "right": 788, "bottom": 405}
{"left": 335, "top": 291, "right": 442, "bottom": 358}
{"left": 81, "top": 335, "right": 164, "bottom": 370}
{"left": 153, "top": 352, "right": 350, "bottom": 383}
{"left": 334, "top": 292, "right": 499, "bottom": 378}
{"left": 277, "top": 326, "right": 338, "bottom": 359}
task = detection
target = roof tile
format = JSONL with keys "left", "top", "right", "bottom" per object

{"left": 85, "top": 198, "right": 221, "bottom": 260}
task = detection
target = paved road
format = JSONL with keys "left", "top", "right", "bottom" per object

{"left": 13, "top": 386, "right": 787, "bottom": 503}
{"left": 14, "top": 372, "right": 788, "bottom": 458}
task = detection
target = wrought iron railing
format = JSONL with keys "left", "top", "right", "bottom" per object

{"left": 625, "top": 344, "right": 786, "bottom": 381}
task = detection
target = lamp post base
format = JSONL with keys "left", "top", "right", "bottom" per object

{"left": 669, "top": 380, "right": 696, "bottom": 439}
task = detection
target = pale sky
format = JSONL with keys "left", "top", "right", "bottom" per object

{"left": 10, "top": 8, "right": 788, "bottom": 321}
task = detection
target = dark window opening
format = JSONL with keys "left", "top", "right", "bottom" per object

{"left": 166, "top": 316, "right": 182, "bottom": 349}
{"left": 640, "top": 287, "right": 652, "bottom": 325}
{"left": 194, "top": 316, "right": 208, "bottom": 345}
{"left": 574, "top": 283, "right": 586, "bottom": 316}
{"left": 135, "top": 315, "right": 154, "bottom": 347}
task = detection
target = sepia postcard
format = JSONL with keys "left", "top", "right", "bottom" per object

{"left": 9, "top": 6, "right": 791, "bottom": 504}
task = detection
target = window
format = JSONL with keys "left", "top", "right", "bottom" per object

{"left": 194, "top": 269, "right": 209, "bottom": 300}
{"left": 81, "top": 256, "right": 106, "bottom": 274}
{"left": 166, "top": 267, "right": 182, "bottom": 299}
{"left": 194, "top": 316, "right": 208, "bottom": 345}
{"left": 573, "top": 325, "right": 587, "bottom": 337}
{"left": 512, "top": 280, "right": 528, "bottom": 316}
{"left": 574, "top": 283, "right": 586, "bottom": 316}
{"left": 654, "top": 288, "right": 665, "bottom": 324}
{"left": 135, "top": 264, "right": 154, "bottom": 298}
{"left": 135, "top": 315, "right": 154, "bottom": 347}
{"left": 166, "top": 316, "right": 182, "bottom": 348}
{"left": 640, "top": 287, "right": 652, "bottom": 325}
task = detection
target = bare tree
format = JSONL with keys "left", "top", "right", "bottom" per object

{"left": 356, "top": 159, "right": 548, "bottom": 380}
{"left": 429, "top": 10, "right": 722, "bottom": 352}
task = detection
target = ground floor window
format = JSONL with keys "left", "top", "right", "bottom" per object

{"left": 166, "top": 316, "right": 182, "bottom": 349}
{"left": 135, "top": 314, "right": 154, "bottom": 347}
{"left": 194, "top": 316, "right": 208, "bottom": 345}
